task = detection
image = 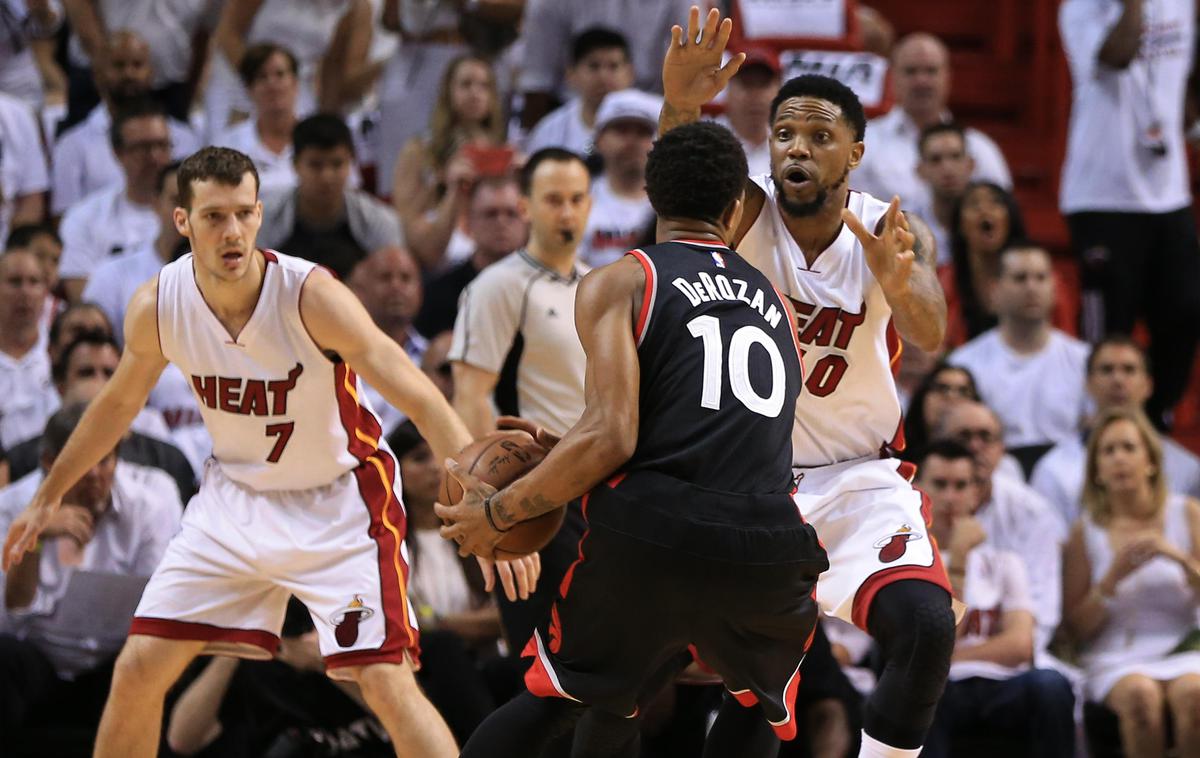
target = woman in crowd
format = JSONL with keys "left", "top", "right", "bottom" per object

{"left": 391, "top": 54, "right": 508, "bottom": 271}
{"left": 902, "top": 362, "right": 981, "bottom": 460}
{"left": 1063, "top": 407, "right": 1200, "bottom": 758}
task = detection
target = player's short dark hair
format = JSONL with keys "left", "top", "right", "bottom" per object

{"left": 918, "top": 122, "right": 967, "bottom": 157}
{"left": 644, "top": 122, "right": 747, "bottom": 225}
{"left": 110, "top": 96, "right": 167, "bottom": 152}
{"left": 6, "top": 222, "right": 60, "bottom": 251}
{"left": 571, "top": 27, "right": 630, "bottom": 65}
{"left": 913, "top": 438, "right": 975, "bottom": 469}
{"left": 40, "top": 402, "right": 90, "bottom": 459}
{"left": 238, "top": 41, "right": 298, "bottom": 88}
{"left": 520, "top": 148, "right": 589, "bottom": 195}
{"left": 177, "top": 147, "right": 260, "bottom": 210}
{"left": 48, "top": 303, "right": 112, "bottom": 349}
{"left": 293, "top": 114, "right": 355, "bottom": 158}
{"left": 54, "top": 331, "right": 120, "bottom": 385}
{"left": 1087, "top": 334, "right": 1151, "bottom": 375}
{"left": 770, "top": 75, "right": 866, "bottom": 141}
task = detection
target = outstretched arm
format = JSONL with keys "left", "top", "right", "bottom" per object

{"left": 3, "top": 279, "right": 167, "bottom": 570}
{"left": 437, "top": 256, "right": 645, "bottom": 557}
{"left": 659, "top": 6, "right": 745, "bottom": 135}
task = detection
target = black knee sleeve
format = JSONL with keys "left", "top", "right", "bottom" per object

{"left": 460, "top": 692, "right": 584, "bottom": 758}
{"left": 864, "top": 579, "right": 956, "bottom": 749}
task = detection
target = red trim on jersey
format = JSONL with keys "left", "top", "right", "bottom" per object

{"left": 849, "top": 489, "right": 952, "bottom": 631}
{"left": 772, "top": 286, "right": 806, "bottom": 378}
{"left": 261, "top": 249, "right": 278, "bottom": 264}
{"left": 348, "top": 451, "right": 421, "bottom": 665}
{"left": 626, "top": 249, "right": 656, "bottom": 345}
{"left": 557, "top": 493, "right": 593, "bottom": 598}
{"left": 129, "top": 617, "right": 280, "bottom": 655}
{"left": 675, "top": 238, "right": 730, "bottom": 249}
{"left": 333, "top": 363, "right": 382, "bottom": 462}
{"left": 325, "top": 645, "right": 416, "bottom": 672}
{"left": 771, "top": 661, "right": 804, "bottom": 741}
{"left": 885, "top": 318, "right": 906, "bottom": 452}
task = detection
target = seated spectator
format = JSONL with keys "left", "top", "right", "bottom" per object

{"left": 914, "top": 123, "right": 973, "bottom": 266}
{"left": 0, "top": 250, "right": 54, "bottom": 452}
{"left": 895, "top": 336, "right": 941, "bottom": 413}
{"left": 902, "top": 361, "right": 980, "bottom": 457}
{"left": 6, "top": 223, "right": 63, "bottom": 332}
{"left": 46, "top": 302, "right": 111, "bottom": 368}
{"left": 421, "top": 331, "right": 454, "bottom": 400}
{"left": 938, "top": 400, "right": 1067, "bottom": 650}
{"left": 414, "top": 174, "right": 527, "bottom": 338}
{"left": 853, "top": 33, "right": 1011, "bottom": 211}
{"left": 578, "top": 88, "right": 660, "bottom": 267}
{"left": 523, "top": 27, "right": 634, "bottom": 157}
{"left": 257, "top": 114, "right": 402, "bottom": 281}
{"left": 1062, "top": 407, "right": 1200, "bottom": 758}
{"left": 211, "top": 42, "right": 301, "bottom": 193}
{"left": 917, "top": 440, "right": 1075, "bottom": 758}
{"left": 0, "top": 401, "right": 182, "bottom": 755}
{"left": 944, "top": 181, "right": 1027, "bottom": 343}
{"left": 949, "top": 244, "right": 1089, "bottom": 471}
{"left": 0, "top": 90, "right": 49, "bottom": 244}
{"left": 392, "top": 54, "right": 508, "bottom": 270}
{"left": 57, "top": 97, "right": 173, "bottom": 302}
{"left": 1033, "top": 336, "right": 1200, "bottom": 526}
{"left": 713, "top": 47, "right": 779, "bottom": 176}
{"left": 165, "top": 598, "right": 392, "bottom": 758}
{"left": 346, "top": 247, "right": 426, "bottom": 435}
{"left": 51, "top": 30, "right": 197, "bottom": 217}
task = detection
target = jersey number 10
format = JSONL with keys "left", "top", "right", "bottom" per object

{"left": 687, "top": 315, "right": 786, "bottom": 418}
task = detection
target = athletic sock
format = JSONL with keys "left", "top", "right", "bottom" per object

{"left": 858, "top": 731, "right": 922, "bottom": 758}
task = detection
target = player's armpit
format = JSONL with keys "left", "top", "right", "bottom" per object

{"left": 488, "top": 259, "right": 644, "bottom": 528}
{"left": 299, "top": 270, "right": 473, "bottom": 462}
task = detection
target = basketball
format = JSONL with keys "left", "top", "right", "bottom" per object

{"left": 441, "top": 429, "right": 565, "bottom": 558}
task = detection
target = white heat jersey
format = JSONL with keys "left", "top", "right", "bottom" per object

{"left": 157, "top": 251, "right": 384, "bottom": 491}
{"left": 739, "top": 178, "right": 899, "bottom": 467}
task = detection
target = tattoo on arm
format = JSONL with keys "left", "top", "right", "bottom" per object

{"left": 659, "top": 101, "right": 701, "bottom": 135}
{"left": 904, "top": 212, "right": 938, "bottom": 269}
{"left": 493, "top": 492, "right": 558, "bottom": 529}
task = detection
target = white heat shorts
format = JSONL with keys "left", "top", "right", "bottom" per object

{"left": 132, "top": 454, "right": 419, "bottom": 679}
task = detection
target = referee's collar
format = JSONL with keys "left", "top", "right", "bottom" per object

{"left": 517, "top": 249, "right": 583, "bottom": 283}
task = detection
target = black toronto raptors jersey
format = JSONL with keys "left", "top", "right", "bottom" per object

{"left": 625, "top": 240, "right": 803, "bottom": 494}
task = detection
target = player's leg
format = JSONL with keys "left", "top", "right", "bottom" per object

{"left": 703, "top": 695, "right": 781, "bottom": 758}
{"left": 93, "top": 635, "right": 207, "bottom": 757}
{"left": 461, "top": 692, "right": 586, "bottom": 757}
{"left": 341, "top": 658, "right": 457, "bottom": 757}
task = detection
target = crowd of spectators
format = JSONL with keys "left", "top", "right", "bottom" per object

{"left": 0, "top": 1, "right": 1198, "bottom": 756}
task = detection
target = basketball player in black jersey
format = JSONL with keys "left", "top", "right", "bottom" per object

{"left": 437, "top": 121, "right": 829, "bottom": 757}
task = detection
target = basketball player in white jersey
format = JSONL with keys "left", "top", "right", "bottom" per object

{"left": 659, "top": 9, "right": 957, "bottom": 758}
{"left": 1, "top": 147, "right": 537, "bottom": 758}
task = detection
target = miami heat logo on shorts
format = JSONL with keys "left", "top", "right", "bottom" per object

{"left": 330, "top": 595, "right": 375, "bottom": 647}
{"left": 872, "top": 524, "right": 922, "bottom": 563}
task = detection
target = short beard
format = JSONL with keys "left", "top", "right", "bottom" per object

{"left": 772, "top": 164, "right": 851, "bottom": 219}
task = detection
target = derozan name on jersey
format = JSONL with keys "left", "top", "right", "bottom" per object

{"left": 671, "top": 272, "right": 784, "bottom": 329}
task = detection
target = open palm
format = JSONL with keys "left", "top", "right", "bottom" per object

{"left": 662, "top": 6, "right": 746, "bottom": 111}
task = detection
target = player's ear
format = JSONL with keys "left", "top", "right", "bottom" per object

{"left": 723, "top": 194, "right": 744, "bottom": 237}
{"left": 849, "top": 140, "right": 865, "bottom": 170}
{"left": 173, "top": 206, "right": 190, "bottom": 237}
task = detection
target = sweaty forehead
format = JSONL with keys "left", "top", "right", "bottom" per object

{"left": 773, "top": 97, "right": 845, "bottom": 127}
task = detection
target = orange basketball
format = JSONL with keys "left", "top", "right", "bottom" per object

{"left": 441, "top": 430, "right": 565, "bottom": 558}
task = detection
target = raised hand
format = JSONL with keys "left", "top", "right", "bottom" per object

{"left": 496, "top": 415, "right": 561, "bottom": 450}
{"left": 842, "top": 196, "right": 917, "bottom": 298}
{"left": 662, "top": 6, "right": 746, "bottom": 112}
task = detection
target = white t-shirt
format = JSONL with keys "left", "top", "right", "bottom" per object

{"left": 948, "top": 542, "right": 1036, "bottom": 681}
{"left": 949, "top": 328, "right": 1090, "bottom": 448}
{"left": 409, "top": 529, "right": 474, "bottom": 618}
{"left": 450, "top": 251, "right": 587, "bottom": 437}
{"left": 1059, "top": 0, "right": 1194, "bottom": 213}
{"left": 852, "top": 107, "right": 1012, "bottom": 212}
{"left": 976, "top": 473, "right": 1068, "bottom": 651}
{"left": 1032, "top": 431, "right": 1200, "bottom": 526}
{"left": 211, "top": 119, "right": 297, "bottom": 192}
{"left": 713, "top": 114, "right": 771, "bottom": 176}
{"left": 50, "top": 105, "right": 200, "bottom": 215}
{"left": 524, "top": 98, "right": 594, "bottom": 156}
{"left": 577, "top": 175, "right": 654, "bottom": 268}
{"left": 0, "top": 90, "right": 48, "bottom": 243}
{"left": 67, "top": 0, "right": 214, "bottom": 87}
{"left": 0, "top": 337, "right": 54, "bottom": 450}
{"left": 58, "top": 185, "right": 160, "bottom": 281}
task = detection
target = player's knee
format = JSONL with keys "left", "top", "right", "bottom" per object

{"left": 868, "top": 580, "right": 956, "bottom": 676}
{"left": 112, "top": 637, "right": 179, "bottom": 694}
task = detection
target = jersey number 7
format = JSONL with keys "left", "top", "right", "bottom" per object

{"left": 265, "top": 422, "right": 295, "bottom": 463}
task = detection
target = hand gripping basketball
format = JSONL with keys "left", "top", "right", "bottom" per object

{"left": 436, "top": 459, "right": 504, "bottom": 559}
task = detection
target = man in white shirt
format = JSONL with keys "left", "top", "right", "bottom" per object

{"left": 524, "top": 28, "right": 634, "bottom": 157}
{"left": 915, "top": 440, "right": 1075, "bottom": 758}
{"left": 915, "top": 123, "right": 974, "bottom": 266}
{"left": 51, "top": 30, "right": 198, "bottom": 216}
{"left": 1, "top": 401, "right": 181, "bottom": 747}
{"left": 450, "top": 148, "right": 591, "bottom": 650}
{"left": 937, "top": 401, "right": 1067, "bottom": 651}
{"left": 712, "top": 47, "right": 778, "bottom": 176}
{"left": 853, "top": 33, "right": 1011, "bottom": 211}
{"left": 577, "top": 89, "right": 659, "bottom": 268}
{"left": 949, "top": 244, "right": 1089, "bottom": 471}
{"left": 57, "top": 98, "right": 174, "bottom": 303}
{"left": 0, "top": 250, "right": 54, "bottom": 453}
{"left": 1032, "top": 335, "right": 1200, "bottom": 526}
{"left": 0, "top": 91, "right": 48, "bottom": 245}
{"left": 1059, "top": 0, "right": 1200, "bottom": 431}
